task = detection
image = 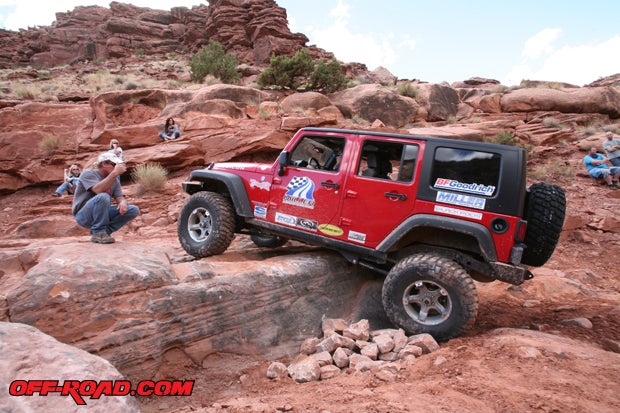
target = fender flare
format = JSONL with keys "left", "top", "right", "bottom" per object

{"left": 184, "top": 170, "right": 253, "bottom": 217}
{"left": 377, "top": 214, "right": 497, "bottom": 262}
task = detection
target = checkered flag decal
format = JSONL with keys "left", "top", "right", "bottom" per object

{"left": 286, "top": 176, "right": 315, "bottom": 200}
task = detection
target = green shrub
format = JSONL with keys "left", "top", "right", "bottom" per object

{"left": 542, "top": 117, "right": 562, "bottom": 128}
{"left": 189, "top": 40, "right": 240, "bottom": 84}
{"left": 490, "top": 130, "right": 518, "bottom": 146}
{"left": 489, "top": 130, "right": 533, "bottom": 152}
{"left": 309, "top": 59, "right": 347, "bottom": 93}
{"left": 39, "top": 136, "right": 60, "bottom": 156}
{"left": 397, "top": 83, "right": 419, "bottom": 98}
{"left": 131, "top": 163, "right": 168, "bottom": 193}
{"left": 257, "top": 49, "right": 314, "bottom": 89}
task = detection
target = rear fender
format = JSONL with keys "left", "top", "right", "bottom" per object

{"left": 378, "top": 214, "right": 497, "bottom": 262}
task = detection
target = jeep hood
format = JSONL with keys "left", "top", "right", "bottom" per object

{"left": 211, "top": 162, "right": 273, "bottom": 173}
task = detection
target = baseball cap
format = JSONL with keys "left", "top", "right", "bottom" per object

{"left": 97, "top": 152, "right": 124, "bottom": 165}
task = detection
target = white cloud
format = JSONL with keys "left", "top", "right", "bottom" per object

{"left": 522, "top": 28, "right": 562, "bottom": 59}
{"left": 504, "top": 35, "right": 620, "bottom": 86}
{"left": 0, "top": 0, "right": 202, "bottom": 30}
{"left": 303, "top": 1, "right": 398, "bottom": 71}
{"left": 330, "top": 0, "right": 349, "bottom": 19}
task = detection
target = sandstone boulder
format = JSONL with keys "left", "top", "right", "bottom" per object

{"left": 0, "top": 322, "right": 140, "bottom": 412}
{"left": 3, "top": 240, "right": 368, "bottom": 380}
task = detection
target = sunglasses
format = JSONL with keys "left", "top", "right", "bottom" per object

{"left": 106, "top": 161, "right": 116, "bottom": 167}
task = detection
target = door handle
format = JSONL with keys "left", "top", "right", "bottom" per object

{"left": 385, "top": 192, "right": 407, "bottom": 201}
{"left": 321, "top": 181, "right": 340, "bottom": 189}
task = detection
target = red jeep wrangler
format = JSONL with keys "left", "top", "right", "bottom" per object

{"left": 178, "top": 127, "right": 566, "bottom": 340}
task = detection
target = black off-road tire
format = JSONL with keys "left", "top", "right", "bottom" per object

{"left": 178, "top": 191, "right": 235, "bottom": 258}
{"left": 250, "top": 234, "right": 289, "bottom": 248}
{"left": 521, "top": 183, "right": 566, "bottom": 267}
{"left": 382, "top": 253, "right": 478, "bottom": 341}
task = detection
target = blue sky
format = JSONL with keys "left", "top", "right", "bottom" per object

{"left": 1, "top": 0, "right": 619, "bottom": 86}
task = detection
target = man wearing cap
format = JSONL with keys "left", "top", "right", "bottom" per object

{"left": 602, "top": 131, "right": 620, "bottom": 167}
{"left": 72, "top": 152, "right": 140, "bottom": 244}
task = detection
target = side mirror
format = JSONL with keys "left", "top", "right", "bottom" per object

{"left": 277, "top": 151, "right": 289, "bottom": 176}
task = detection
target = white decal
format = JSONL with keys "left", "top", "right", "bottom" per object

{"left": 434, "top": 178, "right": 495, "bottom": 196}
{"left": 434, "top": 205, "right": 483, "bottom": 220}
{"left": 436, "top": 191, "right": 486, "bottom": 210}
{"left": 348, "top": 230, "right": 367, "bottom": 243}
{"left": 253, "top": 205, "right": 267, "bottom": 219}
{"left": 275, "top": 212, "right": 297, "bottom": 226}
{"left": 250, "top": 178, "right": 271, "bottom": 191}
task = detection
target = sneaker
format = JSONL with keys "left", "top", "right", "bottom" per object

{"left": 608, "top": 184, "right": 618, "bottom": 190}
{"left": 52, "top": 192, "right": 60, "bottom": 197}
{"left": 91, "top": 233, "right": 115, "bottom": 244}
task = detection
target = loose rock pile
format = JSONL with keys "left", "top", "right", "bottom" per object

{"left": 267, "top": 318, "right": 440, "bottom": 383}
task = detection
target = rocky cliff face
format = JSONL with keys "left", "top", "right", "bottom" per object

{"left": 0, "top": 0, "right": 332, "bottom": 68}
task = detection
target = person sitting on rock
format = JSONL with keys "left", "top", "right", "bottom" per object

{"left": 53, "top": 164, "right": 81, "bottom": 197}
{"left": 583, "top": 146, "right": 620, "bottom": 189}
{"left": 108, "top": 138, "right": 123, "bottom": 160}
{"left": 602, "top": 131, "right": 620, "bottom": 167}
{"left": 72, "top": 152, "right": 140, "bottom": 244}
{"left": 158, "top": 117, "right": 180, "bottom": 141}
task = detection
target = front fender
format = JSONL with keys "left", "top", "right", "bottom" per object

{"left": 183, "top": 170, "right": 253, "bottom": 217}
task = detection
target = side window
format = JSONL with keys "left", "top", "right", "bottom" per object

{"left": 431, "top": 147, "right": 500, "bottom": 196}
{"left": 357, "top": 140, "right": 417, "bottom": 183}
{"left": 289, "top": 135, "right": 345, "bottom": 172}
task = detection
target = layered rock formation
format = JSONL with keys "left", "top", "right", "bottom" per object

{"left": 0, "top": 0, "right": 332, "bottom": 68}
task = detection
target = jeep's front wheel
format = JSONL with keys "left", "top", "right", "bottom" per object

{"left": 178, "top": 191, "right": 235, "bottom": 258}
{"left": 382, "top": 253, "right": 478, "bottom": 341}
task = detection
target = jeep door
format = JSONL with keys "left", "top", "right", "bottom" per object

{"left": 268, "top": 134, "right": 348, "bottom": 235}
{"left": 339, "top": 139, "right": 422, "bottom": 248}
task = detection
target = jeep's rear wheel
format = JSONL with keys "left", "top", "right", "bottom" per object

{"left": 178, "top": 191, "right": 235, "bottom": 258}
{"left": 522, "top": 183, "right": 566, "bottom": 267}
{"left": 250, "top": 234, "right": 288, "bottom": 248}
{"left": 382, "top": 253, "right": 478, "bottom": 341}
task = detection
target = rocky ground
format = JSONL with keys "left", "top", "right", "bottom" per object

{"left": 1, "top": 141, "right": 619, "bottom": 413}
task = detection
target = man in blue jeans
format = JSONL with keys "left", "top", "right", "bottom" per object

{"left": 72, "top": 152, "right": 140, "bottom": 243}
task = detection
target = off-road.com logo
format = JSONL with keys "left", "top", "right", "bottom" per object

{"left": 9, "top": 379, "right": 194, "bottom": 405}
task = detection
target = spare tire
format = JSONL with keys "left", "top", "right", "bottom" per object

{"left": 521, "top": 183, "right": 566, "bottom": 267}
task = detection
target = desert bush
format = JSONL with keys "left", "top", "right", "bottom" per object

{"left": 39, "top": 136, "right": 61, "bottom": 156}
{"left": 397, "top": 83, "right": 418, "bottom": 98}
{"left": 131, "top": 163, "right": 168, "bottom": 194}
{"left": 542, "top": 117, "right": 562, "bottom": 128}
{"left": 490, "top": 130, "right": 518, "bottom": 146}
{"left": 257, "top": 49, "right": 314, "bottom": 89}
{"left": 309, "top": 58, "right": 347, "bottom": 93}
{"left": 529, "top": 159, "right": 573, "bottom": 183}
{"left": 488, "top": 130, "right": 533, "bottom": 152}
{"left": 189, "top": 40, "right": 240, "bottom": 84}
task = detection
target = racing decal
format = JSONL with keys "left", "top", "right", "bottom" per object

{"left": 296, "top": 218, "right": 318, "bottom": 231}
{"left": 434, "top": 178, "right": 495, "bottom": 196}
{"left": 434, "top": 205, "right": 482, "bottom": 220}
{"left": 318, "top": 224, "right": 344, "bottom": 236}
{"left": 250, "top": 178, "right": 271, "bottom": 191}
{"left": 436, "top": 191, "right": 486, "bottom": 210}
{"left": 275, "top": 212, "right": 297, "bottom": 226}
{"left": 283, "top": 176, "right": 316, "bottom": 209}
{"left": 253, "top": 205, "right": 267, "bottom": 219}
{"left": 348, "top": 230, "right": 366, "bottom": 243}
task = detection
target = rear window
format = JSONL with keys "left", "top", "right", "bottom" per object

{"left": 431, "top": 147, "right": 500, "bottom": 197}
